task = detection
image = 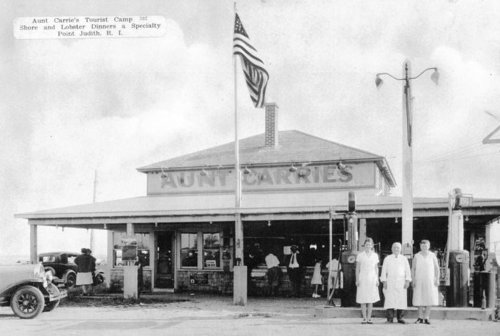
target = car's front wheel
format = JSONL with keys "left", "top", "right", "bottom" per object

{"left": 43, "top": 283, "right": 61, "bottom": 312}
{"left": 10, "top": 285, "right": 45, "bottom": 319}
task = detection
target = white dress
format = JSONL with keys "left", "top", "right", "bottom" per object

{"left": 76, "top": 272, "right": 93, "bottom": 285}
{"left": 356, "top": 251, "right": 380, "bottom": 303}
{"left": 311, "top": 262, "right": 322, "bottom": 285}
{"left": 380, "top": 254, "right": 412, "bottom": 309}
{"left": 412, "top": 252, "right": 439, "bottom": 306}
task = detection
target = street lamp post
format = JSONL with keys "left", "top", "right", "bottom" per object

{"left": 376, "top": 60, "right": 439, "bottom": 257}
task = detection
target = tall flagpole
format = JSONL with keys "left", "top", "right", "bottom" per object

{"left": 233, "top": 2, "right": 246, "bottom": 305}
{"left": 233, "top": 2, "right": 243, "bottom": 262}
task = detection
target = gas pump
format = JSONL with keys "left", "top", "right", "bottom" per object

{"left": 448, "top": 250, "right": 469, "bottom": 307}
{"left": 341, "top": 191, "right": 359, "bottom": 307}
{"left": 446, "top": 188, "right": 470, "bottom": 307}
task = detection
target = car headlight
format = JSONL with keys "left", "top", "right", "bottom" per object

{"left": 33, "top": 263, "right": 45, "bottom": 279}
{"left": 33, "top": 263, "right": 48, "bottom": 287}
{"left": 45, "top": 271, "right": 54, "bottom": 282}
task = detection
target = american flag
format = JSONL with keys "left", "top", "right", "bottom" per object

{"left": 233, "top": 13, "right": 269, "bottom": 109}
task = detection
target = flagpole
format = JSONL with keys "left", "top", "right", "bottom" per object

{"left": 233, "top": 2, "right": 246, "bottom": 306}
{"left": 233, "top": 2, "right": 242, "bottom": 262}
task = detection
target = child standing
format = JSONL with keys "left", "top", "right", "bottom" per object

{"left": 311, "top": 257, "right": 323, "bottom": 298}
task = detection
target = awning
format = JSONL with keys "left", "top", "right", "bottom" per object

{"left": 16, "top": 192, "right": 500, "bottom": 227}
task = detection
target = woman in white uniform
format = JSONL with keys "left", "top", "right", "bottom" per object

{"left": 355, "top": 238, "right": 380, "bottom": 324}
{"left": 412, "top": 240, "right": 440, "bottom": 324}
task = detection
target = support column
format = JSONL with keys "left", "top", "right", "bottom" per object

{"left": 30, "top": 224, "right": 38, "bottom": 264}
{"left": 126, "top": 222, "right": 135, "bottom": 236}
{"left": 327, "top": 209, "right": 333, "bottom": 296}
{"left": 106, "top": 230, "right": 114, "bottom": 288}
{"left": 485, "top": 222, "right": 497, "bottom": 309}
{"left": 402, "top": 60, "right": 414, "bottom": 257}
{"left": 149, "top": 229, "right": 156, "bottom": 292}
{"left": 233, "top": 212, "right": 247, "bottom": 306}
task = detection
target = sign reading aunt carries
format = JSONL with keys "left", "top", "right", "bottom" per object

{"left": 147, "top": 163, "right": 376, "bottom": 194}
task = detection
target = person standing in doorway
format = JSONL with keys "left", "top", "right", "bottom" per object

{"left": 285, "top": 245, "right": 304, "bottom": 297}
{"left": 356, "top": 238, "right": 380, "bottom": 324}
{"left": 74, "top": 248, "right": 96, "bottom": 296}
{"left": 412, "top": 240, "right": 440, "bottom": 324}
{"left": 265, "top": 250, "right": 282, "bottom": 296}
{"left": 380, "top": 242, "right": 412, "bottom": 324}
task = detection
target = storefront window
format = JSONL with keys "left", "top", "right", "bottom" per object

{"left": 112, "top": 232, "right": 151, "bottom": 267}
{"left": 180, "top": 233, "right": 198, "bottom": 267}
{"left": 203, "top": 233, "right": 221, "bottom": 268}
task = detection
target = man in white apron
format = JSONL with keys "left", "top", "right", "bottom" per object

{"left": 380, "top": 242, "right": 412, "bottom": 323}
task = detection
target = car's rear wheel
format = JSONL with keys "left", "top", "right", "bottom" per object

{"left": 94, "top": 272, "right": 104, "bottom": 285}
{"left": 43, "top": 283, "right": 61, "bottom": 312}
{"left": 10, "top": 285, "right": 45, "bottom": 319}
{"left": 65, "top": 271, "right": 76, "bottom": 288}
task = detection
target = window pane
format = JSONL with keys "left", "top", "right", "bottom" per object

{"left": 180, "top": 233, "right": 198, "bottom": 267}
{"left": 203, "top": 233, "right": 221, "bottom": 268}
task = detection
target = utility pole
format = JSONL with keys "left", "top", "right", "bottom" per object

{"left": 376, "top": 60, "right": 439, "bottom": 257}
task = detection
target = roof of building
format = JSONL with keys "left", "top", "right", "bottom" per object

{"left": 138, "top": 129, "right": 397, "bottom": 187}
{"left": 139, "top": 130, "right": 383, "bottom": 169}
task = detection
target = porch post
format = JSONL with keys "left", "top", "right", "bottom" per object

{"left": 126, "top": 222, "right": 135, "bottom": 236}
{"left": 30, "top": 223, "right": 38, "bottom": 264}
{"left": 149, "top": 229, "right": 156, "bottom": 292}
{"left": 106, "top": 230, "right": 114, "bottom": 288}
{"left": 233, "top": 212, "right": 247, "bottom": 306}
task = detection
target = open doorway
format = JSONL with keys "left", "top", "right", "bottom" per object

{"left": 156, "top": 231, "right": 174, "bottom": 289}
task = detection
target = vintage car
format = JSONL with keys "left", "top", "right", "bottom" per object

{"left": 39, "top": 251, "right": 105, "bottom": 287}
{"left": 0, "top": 263, "right": 67, "bottom": 319}
{"left": 39, "top": 251, "right": 79, "bottom": 288}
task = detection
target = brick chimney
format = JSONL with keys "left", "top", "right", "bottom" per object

{"left": 264, "top": 103, "right": 279, "bottom": 148}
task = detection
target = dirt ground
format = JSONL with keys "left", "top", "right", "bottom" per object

{"left": 1, "top": 293, "right": 498, "bottom": 336}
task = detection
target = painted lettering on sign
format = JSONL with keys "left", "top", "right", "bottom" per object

{"left": 148, "top": 163, "right": 375, "bottom": 194}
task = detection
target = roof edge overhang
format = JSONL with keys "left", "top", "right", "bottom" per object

{"left": 137, "top": 157, "right": 387, "bottom": 174}
{"left": 19, "top": 199, "right": 500, "bottom": 222}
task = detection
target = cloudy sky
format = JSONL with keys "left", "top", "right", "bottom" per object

{"left": 1, "top": 0, "right": 500, "bottom": 257}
